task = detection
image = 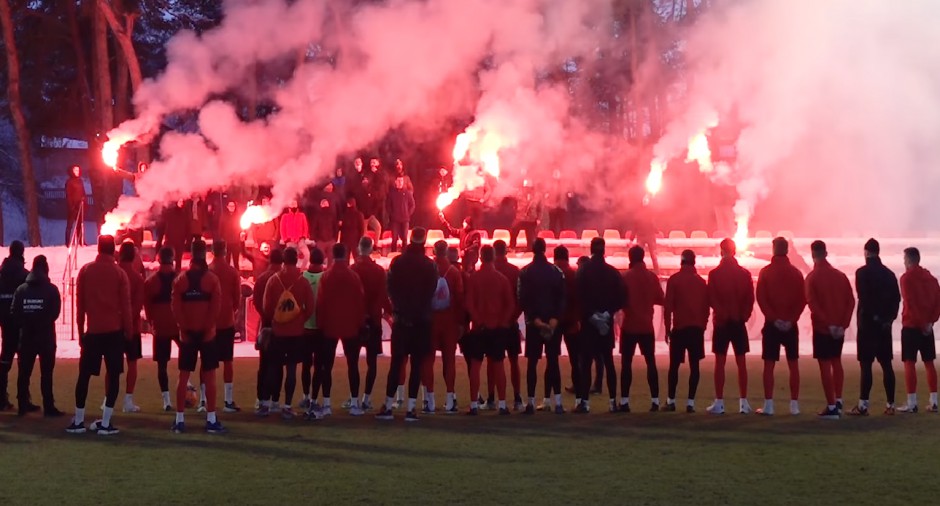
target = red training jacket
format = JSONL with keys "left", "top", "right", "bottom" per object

{"left": 119, "top": 261, "right": 145, "bottom": 334}
{"left": 900, "top": 265, "right": 940, "bottom": 328}
{"left": 352, "top": 255, "right": 392, "bottom": 323}
{"left": 317, "top": 262, "right": 366, "bottom": 339}
{"left": 756, "top": 255, "right": 806, "bottom": 324}
{"left": 210, "top": 259, "right": 241, "bottom": 330}
{"left": 466, "top": 264, "right": 514, "bottom": 329}
{"left": 144, "top": 266, "right": 179, "bottom": 338}
{"left": 805, "top": 259, "right": 855, "bottom": 334}
{"left": 494, "top": 257, "right": 521, "bottom": 325}
{"left": 76, "top": 254, "right": 132, "bottom": 336}
{"left": 707, "top": 257, "right": 755, "bottom": 326}
{"left": 665, "top": 265, "right": 709, "bottom": 330}
{"left": 263, "top": 266, "right": 316, "bottom": 337}
{"left": 621, "top": 263, "right": 664, "bottom": 334}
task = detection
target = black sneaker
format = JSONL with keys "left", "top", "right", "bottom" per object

{"left": 524, "top": 404, "right": 535, "bottom": 415}
{"left": 65, "top": 421, "right": 86, "bottom": 434}
{"left": 686, "top": 405, "right": 695, "bottom": 414}
{"left": 96, "top": 424, "right": 120, "bottom": 436}
{"left": 223, "top": 402, "right": 241, "bottom": 413}
{"left": 0, "top": 398, "right": 13, "bottom": 411}
{"left": 835, "top": 400, "right": 844, "bottom": 414}
{"left": 375, "top": 406, "right": 394, "bottom": 421}
{"left": 619, "top": 402, "right": 631, "bottom": 413}
{"left": 44, "top": 407, "right": 65, "bottom": 418}
{"left": 467, "top": 407, "right": 479, "bottom": 416}
{"left": 25, "top": 403, "right": 40, "bottom": 413}
{"left": 663, "top": 403, "right": 677, "bottom": 412}
{"left": 650, "top": 403, "right": 660, "bottom": 412}
{"left": 817, "top": 407, "right": 840, "bottom": 420}
{"left": 574, "top": 402, "right": 589, "bottom": 414}
{"left": 163, "top": 405, "right": 174, "bottom": 412}
{"left": 405, "top": 411, "right": 419, "bottom": 422}
{"left": 171, "top": 422, "right": 185, "bottom": 434}
{"left": 205, "top": 421, "right": 228, "bottom": 434}
{"left": 498, "top": 407, "right": 511, "bottom": 416}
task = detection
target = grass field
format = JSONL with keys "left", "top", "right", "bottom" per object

{"left": 1, "top": 356, "right": 938, "bottom": 505}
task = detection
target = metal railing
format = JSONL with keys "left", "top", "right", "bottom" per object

{"left": 61, "top": 204, "right": 83, "bottom": 341}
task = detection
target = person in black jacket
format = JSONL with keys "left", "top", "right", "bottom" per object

{"left": 157, "top": 200, "right": 190, "bottom": 271}
{"left": 575, "top": 238, "right": 626, "bottom": 413}
{"left": 518, "top": 238, "right": 566, "bottom": 415}
{"left": 11, "top": 256, "right": 63, "bottom": 417}
{"left": 65, "top": 165, "right": 86, "bottom": 247}
{"left": 377, "top": 227, "right": 438, "bottom": 421}
{"left": 386, "top": 176, "right": 415, "bottom": 253}
{"left": 850, "top": 238, "right": 901, "bottom": 416}
{"left": 0, "top": 241, "right": 30, "bottom": 411}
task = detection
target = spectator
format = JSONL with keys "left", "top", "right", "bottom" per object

{"left": 387, "top": 176, "right": 415, "bottom": 253}
{"left": 65, "top": 165, "right": 86, "bottom": 247}
{"left": 158, "top": 199, "right": 190, "bottom": 272}
{"left": 251, "top": 195, "right": 280, "bottom": 246}
{"left": 339, "top": 196, "right": 365, "bottom": 261}
{"left": 219, "top": 201, "right": 243, "bottom": 269}
{"left": 279, "top": 198, "right": 310, "bottom": 245}
{"left": 311, "top": 199, "right": 338, "bottom": 266}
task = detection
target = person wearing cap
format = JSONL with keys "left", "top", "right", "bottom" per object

{"left": 849, "top": 239, "right": 900, "bottom": 416}
{"left": 350, "top": 237, "right": 392, "bottom": 411}
{"left": 210, "top": 239, "right": 243, "bottom": 414}
{"left": 805, "top": 240, "right": 855, "bottom": 420}
{"left": 897, "top": 247, "right": 940, "bottom": 413}
{"left": 493, "top": 240, "right": 524, "bottom": 411}
{"left": 663, "top": 250, "right": 709, "bottom": 413}
{"left": 377, "top": 227, "right": 437, "bottom": 422}
{"left": 171, "top": 239, "right": 225, "bottom": 433}
{"left": 518, "top": 238, "right": 566, "bottom": 415}
{"left": 422, "top": 240, "right": 465, "bottom": 414}
{"left": 0, "top": 240, "right": 30, "bottom": 411}
{"left": 68, "top": 235, "right": 132, "bottom": 436}
{"left": 10, "top": 255, "right": 63, "bottom": 417}
{"left": 464, "top": 245, "right": 515, "bottom": 416}
{"left": 316, "top": 244, "right": 366, "bottom": 417}
{"left": 144, "top": 247, "right": 180, "bottom": 411}
{"left": 575, "top": 238, "right": 626, "bottom": 414}
{"left": 706, "top": 238, "right": 755, "bottom": 415}
{"left": 620, "top": 246, "right": 665, "bottom": 413}
{"left": 755, "top": 237, "right": 807, "bottom": 416}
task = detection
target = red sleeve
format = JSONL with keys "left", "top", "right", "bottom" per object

{"left": 353, "top": 272, "right": 366, "bottom": 325}
{"left": 805, "top": 272, "right": 821, "bottom": 325}
{"left": 663, "top": 277, "right": 676, "bottom": 329}
{"left": 756, "top": 270, "right": 772, "bottom": 321}
{"left": 229, "top": 270, "right": 240, "bottom": 314}
{"left": 931, "top": 277, "right": 940, "bottom": 323}
{"left": 839, "top": 274, "right": 855, "bottom": 328}
{"left": 652, "top": 273, "right": 665, "bottom": 306}
{"left": 448, "top": 267, "right": 464, "bottom": 317}
{"left": 787, "top": 273, "right": 807, "bottom": 323}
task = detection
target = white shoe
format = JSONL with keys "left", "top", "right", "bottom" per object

{"left": 756, "top": 402, "right": 774, "bottom": 416}
{"left": 197, "top": 401, "right": 207, "bottom": 413}
{"left": 122, "top": 403, "right": 141, "bottom": 413}
{"left": 271, "top": 402, "right": 281, "bottom": 411}
{"left": 341, "top": 398, "right": 354, "bottom": 409}
{"left": 318, "top": 406, "right": 333, "bottom": 417}
{"left": 349, "top": 406, "right": 364, "bottom": 417}
{"left": 705, "top": 402, "right": 725, "bottom": 415}
{"left": 739, "top": 399, "right": 752, "bottom": 415}
{"left": 790, "top": 401, "right": 800, "bottom": 415}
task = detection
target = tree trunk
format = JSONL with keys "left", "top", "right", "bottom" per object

{"left": 97, "top": 0, "right": 142, "bottom": 92}
{"left": 0, "top": 0, "right": 41, "bottom": 246}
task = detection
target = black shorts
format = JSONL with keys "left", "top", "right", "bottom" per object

{"left": 80, "top": 331, "right": 126, "bottom": 376}
{"left": 761, "top": 324, "right": 799, "bottom": 362}
{"left": 669, "top": 327, "right": 705, "bottom": 364}
{"left": 524, "top": 325, "right": 562, "bottom": 359}
{"left": 269, "top": 335, "right": 306, "bottom": 366}
{"left": 857, "top": 322, "right": 893, "bottom": 363}
{"left": 358, "top": 320, "right": 383, "bottom": 357}
{"left": 125, "top": 333, "right": 143, "bottom": 361}
{"left": 712, "top": 321, "right": 749, "bottom": 356}
{"left": 459, "top": 330, "right": 487, "bottom": 362}
{"left": 179, "top": 331, "right": 220, "bottom": 372}
{"left": 812, "top": 332, "right": 844, "bottom": 360}
{"left": 215, "top": 327, "right": 236, "bottom": 362}
{"left": 152, "top": 335, "right": 179, "bottom": 363}
{"left": 901, "top": 327, "right": 936, "bottom": 362}
{"left": 390, "top": 320, "right": 432, "bottom": 359}
{"left": 581, "top": 323, "right": 615, "bottom": 356}
{"left": 621, "top": 332, "right": 655, "bottom": 358}
{"left": 0, "top": 324, "right": 21, "bottom": 363}
{"left": 504, "top": 323, "right": 522, "bottom": 357}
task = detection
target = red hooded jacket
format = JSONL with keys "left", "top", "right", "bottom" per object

{"left": 621, "top": 263, "right": 664, "bottom": 334}
{"left": 665, "top": 265, "right": 709, "bottom": 331}
{"left": 210, "top": 259, "right": 241, "bottom": 330}
{"left": 900, "top": 265, "right": 940, "bottom": 328}
{"left": 494, "top": 257, "right": 521, "bottom": 325}
{"left": 805, "top": 259, "right": 855, "bottom": 334}
{"left": 352, "top": 255, "right": 391, "bottom": 324}
{"left": 756, "top": 256, "right": 806, "bottom": 324}
{"left": 144, "top": 266, "right": 179, "bottom": 338}
{"left": 434, "top": 257, "right": 465, "bottom": 326}
{"left": 263, "top": 265, "right": 316, "bottom": 337}
{"left": 76, "top": 254, "right": 132, "bottom": 337}
{"left": 317, "top": 262, "right": 366, "bottom": 339}
{"left": 707, "top": 257, "right": 755, "bottom": 326}
{"left": 466, "top": 263, "right": 514, "bottom": 330}
{"left": 119, "top": 261, "right": 145, "bottom": 335}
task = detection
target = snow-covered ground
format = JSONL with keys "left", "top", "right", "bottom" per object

{"left": 8, "top": 244, "right": 936, "bottom": 359}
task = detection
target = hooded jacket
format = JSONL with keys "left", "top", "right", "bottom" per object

{"left": 263, "top": 265, "right": 316, "bottom": 337}
{"left": 279, "top": 208, "right": 310, "bottom": 244}
{"left": 11, "top": 270, "right": 61, "bottom": 346}
{"left": 466, "top": 263, "right": 514, "bottom": 330}
{"left": 172, "top": 264, "right": 222, "bottom": 334}
{"left": 494, "top": 257, "right": 522, "bottom": 325}
{"left": 65, "top": 169, "right": 86, "bottom": 210}
{"left": 621, "top": 262, "right": 665, "bottom": 334}
{"left": 77, "top": 254, "right": 133, "bottom": 336}
{"left": 311, "top": 205, "right": 338, "bottom": 243}
{"left": 144, "top": 266, "right": 179, "bottom": 338}
{"left": 577, "top": 255, "right": 626, "bottom": 321}
{"left": 900, "top": 265, "right": 940, "bottom": 328}
{"left": 339, "top": 204, "right": 365, "bottom": 246}
{"left": 316, "top": 262, "right": 366, "bottom": 339}
{"left": 757, "top": 255, "right": 807, "bottom": 324}
{"left": 805, "top": 259, "right": 855, "bottom": 334}
{"left": 518, "top": 254, "right": 565, "bottom": 325}
{"left": 119, "top": 261, "right": 145, "bottom": 335}
{"left": 855, "top": 257, "right": 900, "bottom": 326}
{"left": 219, "top": 208, "right": 242, "bottom": 245}
{"left": 210, "top": 259, "right": 241, "bottom": 330}
{"left": 386, "top": 187, "right": 415, "bottom": 224}
{"left": 0, "top": 256, "right": 29, "bottom": 328}
{"left": 352, "top": 255, "right": 391, "bottom": 324}
{"left": 387, "top": 243, "right": 438, "bottom": 324}
{"left": 664, "top": 265, "right": 710, "bottom": 330}
{"left": 160, "top": 205, "right": 190, "bottom": 249}
{"left": 707, "top": 257, "right": 755, "bottom": 326}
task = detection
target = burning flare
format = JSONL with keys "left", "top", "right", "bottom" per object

{"left": 99, "top": 211, "right": 132, "bottom": 237}
{"left": 436, "top": 190, "right": 458, "bottom": 211}
{"left": 686, "top": 131, "right": 713, "bottom": 173}
{"left": 732, "top": 200, "right": 751, "bottom": 252}
{"left": 240, "top": 204, "right": 272, "bottom": 231}
{"left": 643, "top": 159, "right": 666, "bottom": 204}
{"left": 101, "top": 132, "right": 137, "bottom": 170}
{"left": 437, "top": 127, "right": 504, "bottom": 212}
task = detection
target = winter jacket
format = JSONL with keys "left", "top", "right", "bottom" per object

{"left": 210, "top": 259, "right": 241, "bottom": 329}
{"left": 119, "top": 261, "right": 145, "bottom": 334}
{"left": 495, "top": 258, "right": 522, "bottom": 325}
{"left": 707, "top": 257, "right": 755, "bottom": 326}
{"left": 253, "top": 264, "right": 279, "bottom": 318}
{"left": 65, "top": 172, "right": 86, "bottom": 211}
{"left": 242, "top": 245, "right": 271, "bottom": 280}
{"left": 514, "top": 191, "right": 542, "bottom": 222}
{"left": 263, "top": 266, "right": 316, "bottom": 337}
{"left": 387, "top": 243, "right": 438, "bottom": 324}
{"left": 310, "top": 206, "right": 338, "bottom": 243}
{"left": 76, "top": 254, "right": 132, "bottom": 336}
{"left": 0, "top": 256, "right": 28, "bottom": 328}
{"left": 434, "top": 257, "right": 465, "bottom": 325}
{"left": 171, "top": 266, "right": 222, "bottom": 334}
{"left": 339, "top": 206, "right": 365, "bottom": 246}
{"left": 621, "top": 263, "right": 665, "bottom": 334}
{"left": 664, "top": 265, "right": 709, "bottom": 330}
{"left": 757, "top": 255, "right": 807, "bottom": 324}
{"left": 160, "top": 206, "right": 190, "bottom": 250}
{"left": 317, "top": 262, "right": 366, "bottom": 339}
{"left": 11, "top": 270, "right": 61, "bottom": 347}
{"left": 144, "top": 267, "right": 179, "bottom": 338}
{"left": 805, "top": 259, "right": 855, "bottom": 334}
{"left": 556, "top": 262, "right": 581, "bottom": 332}
{"left": 352, "top": 255, "right": 391, "bottom": 324}
{"left": 219, "top": 209, "right": 242, "bottom": 246}
{"left": 387, "top": 188, "right": 415, "bottom": 224}
{"left": 853, "top": 257, "right": 900, "bottom": 327}
{"left": 577, "top": 256, "right": 626, "bottom": 321}
{"left": 188, "top": 199, "right": 208, "bottom": 237}
{"left": 279, "top": 209, "right": 309, "bottom": 244}
{"left": 900, "top": 265, "right": 940, "bottom": 328}
{"left": 466, "top": 264, "right": 514, "bottom": 330}
{"left": 518, "top": 254, "right": 565, "bottom": 324}
{"left": 303, "top": 266, "right": 324, "bottom": 330}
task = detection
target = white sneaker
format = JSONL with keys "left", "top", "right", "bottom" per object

{"left": 197, "top": 401, "right": 207, "bottom": 413}
{"left": 349, "top": 406, "right": 364, "bottom": 417}
{"left": 790, "top": 400, "right": 800, "bottom": 415}
{"left": 341, "top": 398, "right": 354, "bottom": 409}
{"left": 271, "top": 402, "right": 281, "bottom": 411}
{"left": 122, "top": 403, "right": 141, "bottom": 413}
{"left": 318, "top": 406, "right": 333, "bottom": 417}
{"left": 739, "top": 399, "right": 752, "bottom": 415}
{"left": 706, "top": 402, "right": 725, "bottom": 415}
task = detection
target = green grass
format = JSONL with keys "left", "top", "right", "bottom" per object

{"left": 0, "top": 356, "right": 936, "bottom": 505}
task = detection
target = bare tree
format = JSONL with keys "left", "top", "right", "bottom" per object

{"left": 0, "top": 0, "right": 42, "bottom": 246}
